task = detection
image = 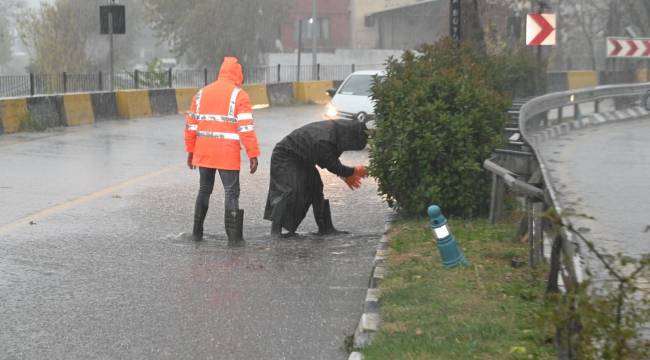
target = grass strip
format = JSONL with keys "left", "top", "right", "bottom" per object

{"left": 360, "top": 216, "right": 555, "bottom": 360}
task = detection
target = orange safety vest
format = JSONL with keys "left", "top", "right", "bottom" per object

{"left": 184, "top": 57, "right": 261, "bottom": 170}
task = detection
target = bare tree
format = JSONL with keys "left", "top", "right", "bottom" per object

{"left": 146, "top": 0, "right": 290, "bottom": 68}
{"left": 0, "top": 0, "right": 24, "bottom": 70}
{"left": 17, "top": 0, "right": 147, "bottom": 73}
{"left": 18, "top": 0, "right": 90, "bottom": 73}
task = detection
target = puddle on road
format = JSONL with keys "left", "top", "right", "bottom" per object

{"left": 167, "top": 232, "right": 268, "bottom": 249}
{"left": 165, "top": 231, "right": 378, "bottom": 255}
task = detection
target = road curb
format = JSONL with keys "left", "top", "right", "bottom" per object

{"left": 532, "top": 106, "right": 649, "bottom": 145}
{"left": 350, "top": 218, "right": 393, "bottom": 357}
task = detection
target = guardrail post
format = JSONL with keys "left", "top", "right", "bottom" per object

{"left": 594, "top": 99, "right": 600, "bottom": 113}
{"left": 134, "top": 70, "right": 140, "bottom": 89}
{"left": 526, "top": 200, "right": 534, "bottom": 266}
{"left": 62, "top": 72, "right": 67, "bottom": 93}
{"left": 204, "top": 68, "right": 208, "bottom": 86}
{"left": 531, "top": 202, "right": 544, "bottom": 267}
{"left": 277, "top": 64, "right": 281, "bottom": 83}
{"left": 489, "top": 174, "right": 505, "bottom": 224}
{"left": 29, "top": 73, "right": 35, "bottom": 96}
{"left": 546, "top": 234, "right": 562, "bottom": 294}
{"left": 168, "top": 69, "right": 173, "bottom": 88}
{"left": 98, "top": 71, "right": 103, "bottom": 91}
{"left": 526, "top": 199, "right": 544, "bottom": 268}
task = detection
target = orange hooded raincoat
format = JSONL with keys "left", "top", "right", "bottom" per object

{"left": 184, "top": 57, "right": 261, "bottom": 170}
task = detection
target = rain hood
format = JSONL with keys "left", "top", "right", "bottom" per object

{"left": 218, "top": 57, "right": 243, "bottom": 86}
{"left": 333, "top": 120, "right": 368, "bottom": 153}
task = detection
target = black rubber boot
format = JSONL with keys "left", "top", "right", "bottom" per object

{"left": 192, "top": 204, "right": 208, "bottom": 241}
{"left": 315, "top": 199, "right": 335, "bottom": 235}
{"left": 235, "top": 209, "right": 244, "bottom": 242}
{"left": 270, "top": 220, "right": 282, "bottom": 239}
{"left": 314, "top": 199, "right": 349, "bottom": 236}
{"left": 192, "top": 224, "right": 204, "bottom": 241}
{"left": 225, "top": 209, "right": 244, "bottom": 245}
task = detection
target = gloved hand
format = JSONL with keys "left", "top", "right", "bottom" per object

{"left": 353, "top": 165, "right": 368, "bottom": 178}
{"left": 343, "top": 175, "right": 362, "bottom": 190}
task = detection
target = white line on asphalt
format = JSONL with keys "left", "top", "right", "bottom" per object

{"left": 0, "top": 164, "right": 183, "bottom": 236}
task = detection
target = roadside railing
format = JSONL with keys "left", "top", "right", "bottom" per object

{"left": 0, "top": 64, "right": 383, "bottom": 98}
{"left": 485, "top": 82, "right": 650, "bottom": 291}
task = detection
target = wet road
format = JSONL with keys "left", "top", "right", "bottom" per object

{"left": 539, "top": 117, "right": 650, "bottom": 276}
{"left": 0, "top": 106, "right": 388, "bottom": 359}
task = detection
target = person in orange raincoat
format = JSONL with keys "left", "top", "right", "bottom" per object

{"left": 184, "top": 57, "right": 260, "bottom": 244}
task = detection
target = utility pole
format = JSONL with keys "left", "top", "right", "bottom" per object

{"left": 311, "top": 0, "right": 318, "bottom": 80}
{"left": 450, "top": 0, "right": 461, "bottom": 45}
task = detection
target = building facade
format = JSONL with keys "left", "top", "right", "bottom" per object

{"left": 280, "top": 0, "right": 352, "bottom": 51}
{"left": 349, "top": 0, "right": 429, "bottom": 49}
{"left": 363, "top": 0, "right": 448, "bottom": 50}
{"left": 278, "top": 0, "right": 447, "bottom": 54}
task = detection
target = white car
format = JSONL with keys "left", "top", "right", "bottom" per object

{"left": 324, "top": 70, "right": 385, "bottom": 123}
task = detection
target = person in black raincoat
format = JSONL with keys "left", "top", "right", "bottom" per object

{"left": 264, "top": 119, "right": 369, "bottom": 238}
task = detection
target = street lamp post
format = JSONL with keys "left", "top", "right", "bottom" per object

{"left": 297, "top": 19, "right": 303, "bottom": 82}
{"left": 109, "top": 0, "right": 115, "bottom": 91}
{"left": 311, "top": 0, "right": 318, "bottom": 80}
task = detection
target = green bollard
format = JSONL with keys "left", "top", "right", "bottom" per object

{"left": 427, "top": 205, "right": 469, "bottom": 268}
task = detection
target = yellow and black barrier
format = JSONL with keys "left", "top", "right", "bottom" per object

{"left": 243, "top": 84, "right": 271, "bottom": 108}
{"left": 5, "top": 72, "right": 645, "bottom": 136}
{"left": 116, "top": 90, "right": 152, "bottom": 119}
{"left": 567, "top": 71, "right": 599, "bottom": 90}
{"left": 63, "top": 94, "right": 95, "bottom": 126}
{"left": 292, "top": 80, "right": 334, "bottom": 105}
{"left": 0, "top": 98, "right": 29, "bottom": 134}
{"left": 175, "top": 88, "right": 198, "bottom": 115}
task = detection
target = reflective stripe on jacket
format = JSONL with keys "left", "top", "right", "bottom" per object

{"left": 184, "top": 57, "right": 261, "bottom": 170}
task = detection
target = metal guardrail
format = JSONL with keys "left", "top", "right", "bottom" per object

{"left": 485, "top": 82, "right": 650, "bottom": 291}
{"left": 0, "top": 64, "right": 383, "bottom": 98}
{"left": 520, "top": 83, "right": 650, "bottom": 286}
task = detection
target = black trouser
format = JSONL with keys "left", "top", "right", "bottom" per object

{"left": 194, "top": 168, "right": 240, "bottom": 234}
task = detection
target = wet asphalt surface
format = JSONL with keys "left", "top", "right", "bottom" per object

{"left": 538, "top": 117, "right": 650, "bottom": 280}
{"left": 0, "top": 106, "right": 389, "bottom": 359}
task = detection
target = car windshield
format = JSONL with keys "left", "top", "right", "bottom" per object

{"left": 338, "top": 75, "right": 375, "bottom": 96}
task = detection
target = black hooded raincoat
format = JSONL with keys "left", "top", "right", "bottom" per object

{"left": 263, "top": 120, "right": 368, "bottom": 233}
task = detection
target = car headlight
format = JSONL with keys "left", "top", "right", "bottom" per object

{"left": 325, "top": 103, "right": 338, "bottom": 118}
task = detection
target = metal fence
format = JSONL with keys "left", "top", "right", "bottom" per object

{"left": 0, "top": 64, "right": 384, "bottom": 98}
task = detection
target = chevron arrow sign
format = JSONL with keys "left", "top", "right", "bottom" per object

{"left": 607, "top": 37, "right": 650, "bottom": 58}
{"left": 526, "top": 13, "right": 556, "bottom": 46}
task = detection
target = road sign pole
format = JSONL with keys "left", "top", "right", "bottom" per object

{"left": 536, "top": 2, "right": 547, "bottom": 94}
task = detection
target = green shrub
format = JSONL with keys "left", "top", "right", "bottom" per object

{"left": 369, "top": 39, "right": 509, "bottom": 217}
